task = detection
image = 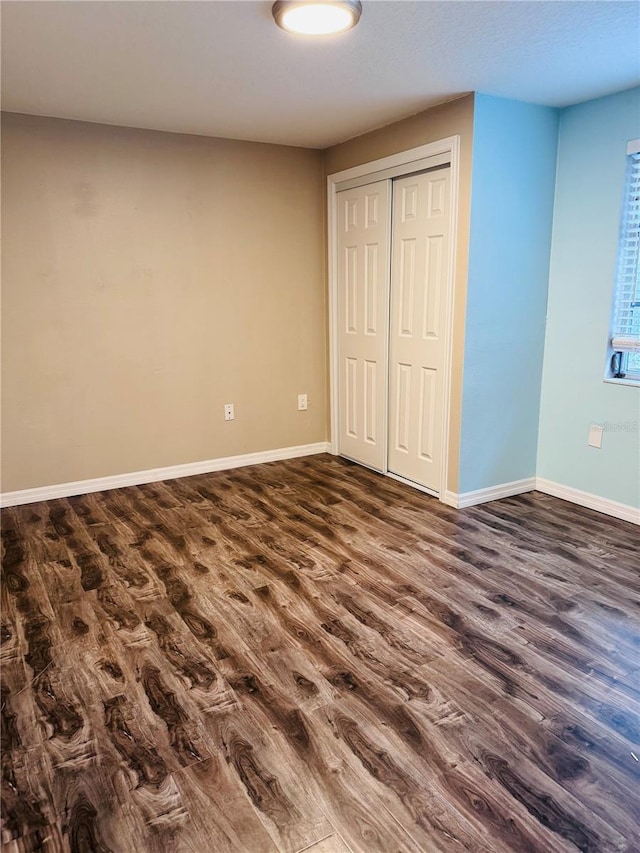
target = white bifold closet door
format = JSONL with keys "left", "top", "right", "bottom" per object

{"left": 336, "top": 180, "right": 390, "bottom": 471}
{"left": 336, "top": 165, "right": 450, "bottom": 494}
{"left": 387, "top": 167, "right": 451, "bottom": 492}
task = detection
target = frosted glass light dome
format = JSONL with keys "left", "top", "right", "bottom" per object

{"left": 272, "top": 1, "right": 362, "bottom": 35}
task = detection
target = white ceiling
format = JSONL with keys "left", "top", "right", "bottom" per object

{"left": 2, "top": 0, "right": 639, "bottom": 149}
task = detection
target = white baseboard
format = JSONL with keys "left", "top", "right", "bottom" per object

{"left": 0, "top": 442, "right": 331, "bottom": 508}
{"left": 444, "top": 475, "right": 638, "bottom": 524}
{"left": 444, "top": 477, "right": 536, "bottom": 509}
{"left": 535, "top": 478, "right": 640, "bottom": 525}
{"left": 4, "top": 450, "right": 637, "bottom": 526}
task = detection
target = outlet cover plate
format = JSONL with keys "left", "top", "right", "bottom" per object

{"left": 588, "top": 424, "right": 603, "bottom": 448}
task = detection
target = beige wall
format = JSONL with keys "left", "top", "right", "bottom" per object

{"left": 2, "top": 99, "right": 473, "bottom": 495}
{"left": 1, "top": 113, "right": 327, "bottom": 491}
{"left": 324, "top": 95, "right": 475, "bottom": 493}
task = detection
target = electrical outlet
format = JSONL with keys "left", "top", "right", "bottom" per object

{"left": 297, "top": 394, "right": 308, "bottom": 411}
{"left": 588, "top": 424, "right": 603, "bottom": 448}
{"left": 224, "top": 403, "right": 235, "bottom": 421}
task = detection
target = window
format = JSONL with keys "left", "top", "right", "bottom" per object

{"left": 606, "top": 138, "right": 640, "bottom": 384}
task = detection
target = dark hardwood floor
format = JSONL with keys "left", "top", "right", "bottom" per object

{"left": 1, "top": 454, "right": 639, "bottom": 853}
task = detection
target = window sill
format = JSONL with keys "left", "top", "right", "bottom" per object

{"left": 604, "top": 377, "right": 640, "bottom": 388}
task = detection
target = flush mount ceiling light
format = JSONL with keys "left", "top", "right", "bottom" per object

{"left": 272, "top": 1, "right": 362, "bottom": 35}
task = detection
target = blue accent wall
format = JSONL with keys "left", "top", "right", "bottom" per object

{"left": 459, "top": 94, "right": 559, "bottom": 493}
{"left": 537, "top": 87, "right": 640, "bottom": 508}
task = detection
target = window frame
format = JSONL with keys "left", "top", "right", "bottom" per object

{"left": 605, "top": 138, "right": 640, "bottom": 387}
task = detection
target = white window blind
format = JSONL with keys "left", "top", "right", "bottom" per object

{"left": 611, "top": 139, "right": 640, "bottom": 356}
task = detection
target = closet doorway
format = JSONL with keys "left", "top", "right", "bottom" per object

{"left": 329, "top": 139, "right": 459, "bottom": 499}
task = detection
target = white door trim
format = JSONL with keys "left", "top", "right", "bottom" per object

{"left": 327, "top": 135, "right": 460, "bottom": 502}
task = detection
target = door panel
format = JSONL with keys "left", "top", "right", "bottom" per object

{"left": 337, "top": 181, "right": 390, "bottom": 470}
{"left": 388, "top": 167, "right": 451, "bottom": 493}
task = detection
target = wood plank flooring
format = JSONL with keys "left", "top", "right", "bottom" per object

{"left": 1, "top": 454, "right": 639, "bottom": 853}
